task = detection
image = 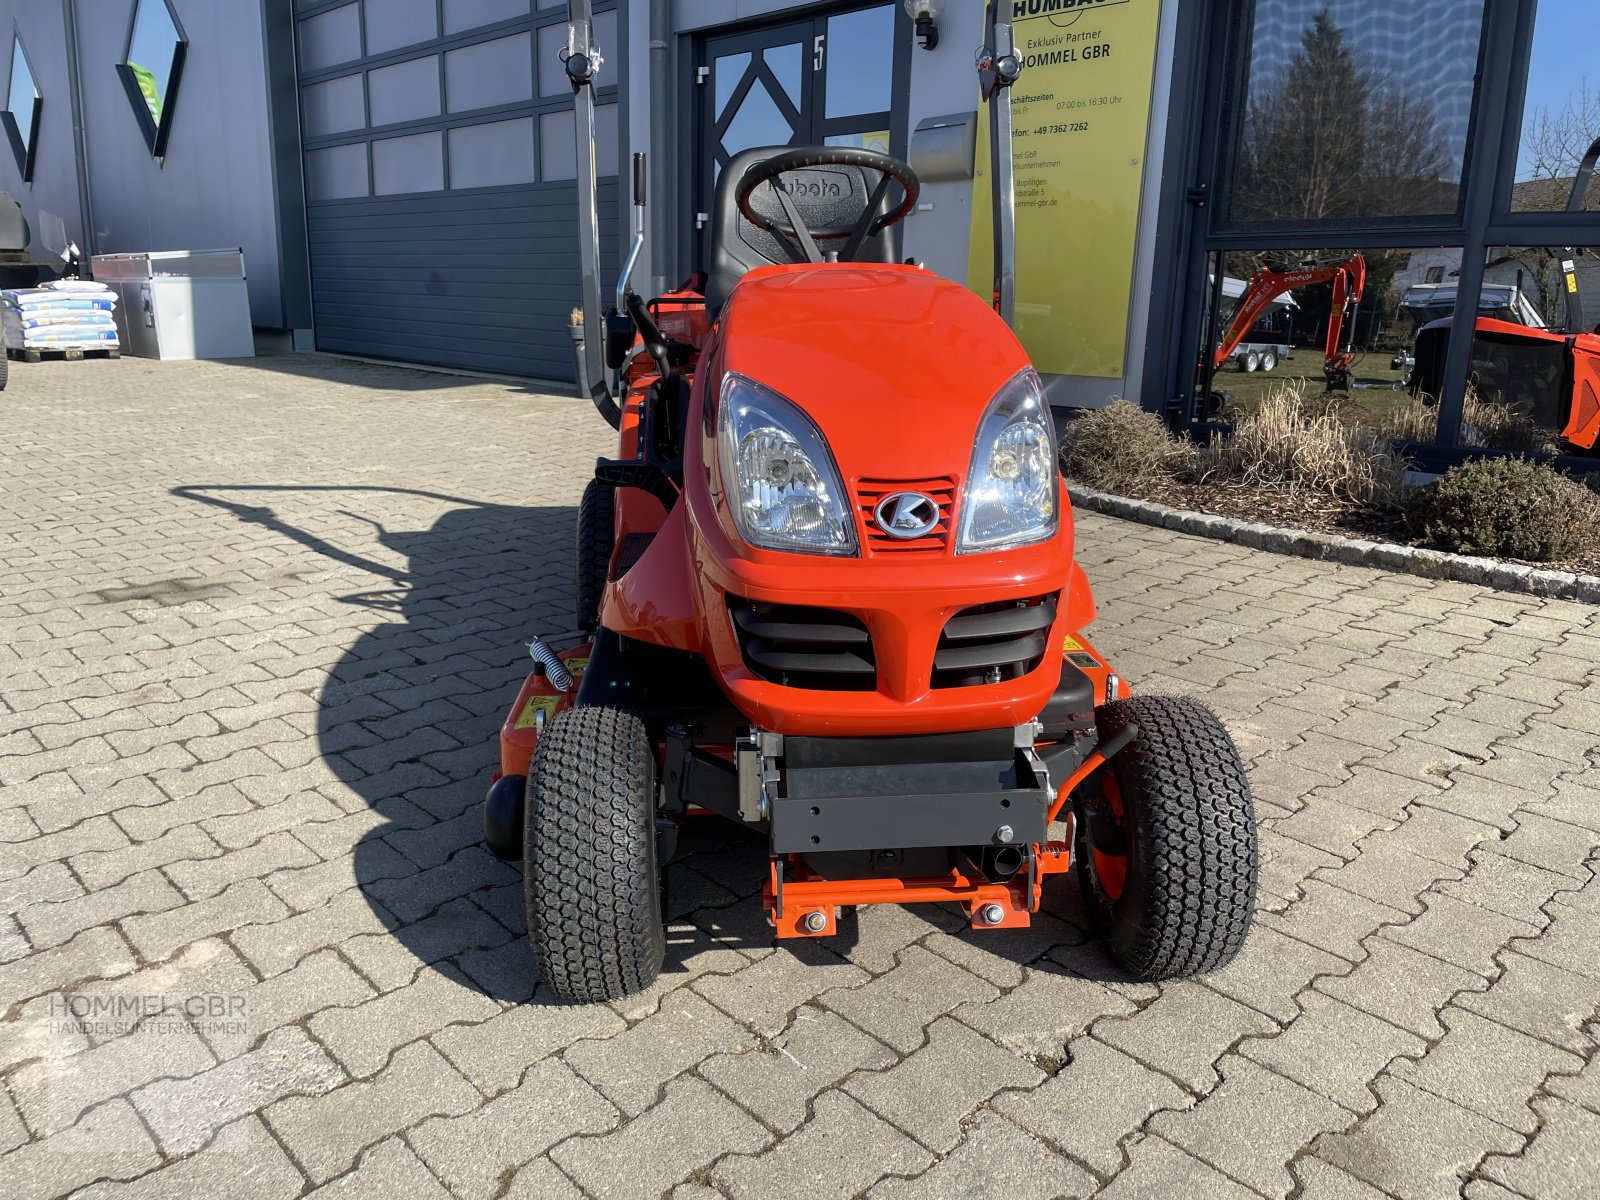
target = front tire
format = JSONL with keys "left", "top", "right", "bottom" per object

{"left": 524, "top": 706, "right": 664, "bottom": 1002}
{"left": 574, "top": 478, "right": 614, "bottom": 631}
{"left": 1243, "top": 351, "right": 1261, "bottom": 373}
{"left": 1260, "top": 350, "right": 1278, "bottom": 372}
{"left": 1072, "top": 695, "right": 1256, "bottom": 979}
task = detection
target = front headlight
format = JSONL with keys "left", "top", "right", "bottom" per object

{"left": 716, "top": 372, "right": 857, "bottom": 555}
{"left": 957, "top": 368, "right": 1059, "bottom": 553}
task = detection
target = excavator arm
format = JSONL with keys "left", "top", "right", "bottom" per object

{"left": 1213, "top": 254, "right": 1367, "bottom": 391}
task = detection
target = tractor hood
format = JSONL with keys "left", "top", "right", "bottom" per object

{"left": 715, "top": 264, "right": 1033, "bottom": 481}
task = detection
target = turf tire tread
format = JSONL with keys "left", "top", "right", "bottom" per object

{"left": 574, "top": 477, "right": 614, "bottom": 631}
{"left": 524, "top": 706, "right": 663, "bottom": 1002}
{"left": 1091, "top": 694, "right": 1257, "bottom": 979}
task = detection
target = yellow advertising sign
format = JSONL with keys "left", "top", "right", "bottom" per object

{"left": 968, "top": 0, "right": 1164, "bottom": 379}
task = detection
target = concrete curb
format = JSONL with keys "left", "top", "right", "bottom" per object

{"left": 1067, "top": 483, "right": 1600, "bottom": 605}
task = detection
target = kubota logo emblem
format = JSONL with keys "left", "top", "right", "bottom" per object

{"left": 874, "top": 492, "right": 940, "bottom": 539}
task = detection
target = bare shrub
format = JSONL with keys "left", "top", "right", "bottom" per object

{"left": 1059, "top": 400, "right": 1193, "bottom": 493}
{"left": 1199, "top": 381, "right": 1407, "bottom": 504}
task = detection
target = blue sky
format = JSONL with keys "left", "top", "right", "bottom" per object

{"left": 1518, "top": 0, "right": 1594, "bottom": 180}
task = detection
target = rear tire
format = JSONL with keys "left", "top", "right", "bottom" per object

{"left": 524, "top": 706, "right": 664, "bottom": 1002}
{"left": 1260, "top": 350, "right": 1278, "bottom": 372}
{"left": 0, "top": 352, "right": 9, "bottom": 390}
{"left": 1243, "top": 351, "right": 1261, "bottom": 373}
{"left": 1072, "top": 695, "right": 1256, "bottom": 979}
{"left": 574, "top": 478, "right": 614, "bottom": 631}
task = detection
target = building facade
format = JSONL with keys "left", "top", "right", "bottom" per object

{"left": 1, "top": 0, "right": 1595, "bottom": 464}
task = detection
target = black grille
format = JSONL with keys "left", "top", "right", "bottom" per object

{"left": 728, "top": 599, "right": 876, "bottom": 691}
{"left": 932, "top": 594, "right": 1056, "bottom": 688}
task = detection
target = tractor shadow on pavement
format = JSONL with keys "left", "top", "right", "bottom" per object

{"left": 178, "top": 483, "right": 1136, "bottom": 1005}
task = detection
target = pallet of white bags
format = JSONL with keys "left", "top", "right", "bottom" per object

{"left": 6, "top": 345, "right": 122, "bottom": 363}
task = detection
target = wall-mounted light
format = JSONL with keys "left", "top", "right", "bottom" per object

{"left": 903, "top": 0, "right": 940, "bottom": 51}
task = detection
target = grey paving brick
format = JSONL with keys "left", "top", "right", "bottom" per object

{"left": 1316, "top": 937, "right": 1485, "bottom": 1039}
{"left": 0, "top": 925, "right": 138, "bottom": 1006}
{"left": 123, "top": 877, "right": 291, "bottom": 961}
{"left": 953, "top": 960, "right": 1138, "bottom": 1058}
{"left": 1095, "top": 1133, "right": 1261, "bottom": 1200}
{"left": 1259, "top": 878, "right": 1408, "bottom": 961}
{"left": 1202, "top": 922, "right": 1348, "bottom": 1023}
{"left": 231, "top": 887, "right": 397, "bottom": 977}
{"left": 1437, "top": 849, "right": 1580, "bottom": 926}
{"left": 69, "top": 1115, "right": 305, "bottom": 1200}
{"left": 132, "top": 1024, "right": 343, "bottom": 1154}
{"left": 993, "top": 1037, "right": 1191, "bottom": 1176}
{"left": 1153, "top": 1055, "right": 1356, "bottom": 1199}
{"left": 0, "top": 1099, "right": 161, "bottom": 1200}
{"left": 113, "top": 782, "right": 254, "bottom": 842}
{"left": 1240, "top": 990, "right": 1425, "bottom": 1115}
{"left": 819, "top": 943, "right": 998, "bottom": 1054}
{"left": 165, "top": 831, "right": 320, "bottom": 901}
{"left": 202, "top": 790, "right": 345, "bottom": 851}
{"left": 566, "top": 988, "right": 752, "bottom": 1117}
{"left": 1480, "top": 1095, "right": 1600, "bottom": 1200}
{"left": 1456, "top": 950, "right": 1597, "bottom": 1053}
{"left": 302, "top": 1135, "right": 453, "bottom": 1199}
{"left": 264, "top": 1040, "right": 480, "bottom": 1184}
{"left": 552, "top": 1075, "right": 771, "bottom": 1200}
{"left": 69, "top": 824, "right": 219, "bottom": 891}
{"left": 702, "top": 1005, "right": 895, "bottom": 1135}
{"left": 408, "top": 1057, "right": 617, "bottom": 1200}
{"left": 12, "top": 1013, "right": 214, "bottom": 1136}
{"left": 1, "top": 816, "right": 130, "bottom": 884}
{"left": 1385, "top": 891, "right": 1542, "bottom": 976}
{"left": 17, "top": 868, "right": 184, "bottom": 950}
{"left": 1094, "top": 980, "right": 1277, "bottom": 1093}
{"left": 867, "top": 1110, "right": 1097, "bottom": 1200}
{"left": 1290, "top": 1155, "right": 1399, "bottom": 1199}
{"left": 696, "top": 943, "right": 869, "bottom": 1037}
{"left": 714, "top": 1089, "right": 931, "bottom": 1200}
{"left": 1393, "top": 1005, "right": 1581, "bottom": 1134}
{"left": 308, "top": 961, "right": 500, "bottom": 1078}
{"left": 846, "top": 1016, "right": 1044, "bottom": 1152}
{"left": 1314, "top": 1077, "right": 1524, "bottom": 1200}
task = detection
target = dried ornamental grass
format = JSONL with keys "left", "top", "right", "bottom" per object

{"left": 1200, "top": 382, "right": 1406, "bottom": 505}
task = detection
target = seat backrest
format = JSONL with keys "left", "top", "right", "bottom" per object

{"left": 705, "top": 146, "right": 901, "bottom": 319}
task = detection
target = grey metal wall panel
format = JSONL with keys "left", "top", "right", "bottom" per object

{"left": 298, "top": 1, "right": 621, "bottom": 379}
{"left": 73, "top": 0, "right": 285, "bottom": 325}
{"left": 305, "top": 182, "right": 620, "bottom": 378}
{"left": 0, "top": 2, "right": 82, "bottom": 262}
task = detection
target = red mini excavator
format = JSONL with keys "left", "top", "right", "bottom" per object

{"left": 1213, "top": 253, "right": 1368, "bottom": 393}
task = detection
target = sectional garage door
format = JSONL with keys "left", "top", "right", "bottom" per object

{"left": 294, "top": 0, "right": 619, "bottom": 380}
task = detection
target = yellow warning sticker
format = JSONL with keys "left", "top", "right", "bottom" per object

{"left": 515, "top": 695, "right": 561, "bottom": 730}
{"left": 565, "top": 656, "right": 589, "bottom": 678}
{"left": 1568, "top": 274, "right": 1580, "bottom": 294}
{"left": 1062, "top": 635, "right": 1084, "bottom": 652}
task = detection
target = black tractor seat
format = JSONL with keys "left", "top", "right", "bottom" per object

{"left": 705, "top": 146, "right": 903, "bottom": 320}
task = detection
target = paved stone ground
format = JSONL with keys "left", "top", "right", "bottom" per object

{"left": 1, "top": 352, "right": 1597, "bottom": 1200}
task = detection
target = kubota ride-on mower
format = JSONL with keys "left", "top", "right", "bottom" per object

{"left": 483, "top": 2, "right": 1258, "bottom": 1003}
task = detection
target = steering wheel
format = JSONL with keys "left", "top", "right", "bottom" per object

{"left": 734, "top": 146, "right": 921, "bottom": 264}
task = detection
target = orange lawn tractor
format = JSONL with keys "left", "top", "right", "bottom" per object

{"left": 483, "top": 1, "right": 1258, "bottom": 1003}
{"left": 1408, "top": 137, "right": 1600, "bottom": 454}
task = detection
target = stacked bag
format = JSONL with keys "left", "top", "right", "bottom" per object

{"left": 2, "top": 279, "right": 119, "bottom": 352}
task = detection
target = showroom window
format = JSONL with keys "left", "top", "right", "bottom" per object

{"left": 1217, "top": 0, "right": 1488, "bottom": 228}
{"left": 118, "top": 0, "right": 188, "bottom": 160}
{"left": 3, "top": 31, "right": 40, "bottom": 182}
{"left": 1510, "top": 0, "right": 1598, "bottom": 212}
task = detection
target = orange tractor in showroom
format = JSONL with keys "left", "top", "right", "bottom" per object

{"left": 483, "top": 1, "right": 1258, "bottom": 1003}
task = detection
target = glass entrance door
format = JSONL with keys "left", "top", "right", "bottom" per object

{"left": 697, "top": 4, "right": 902, "bottom": 260}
